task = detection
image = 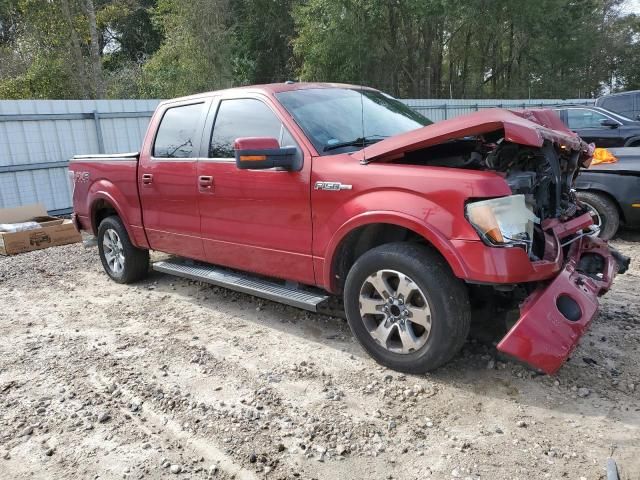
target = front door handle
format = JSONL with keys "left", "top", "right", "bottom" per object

{"left": 141, "top": 173, "right": 153, "bottom": 186}
{"left": 198, "top": 175, "right": 214, "bottom": 192}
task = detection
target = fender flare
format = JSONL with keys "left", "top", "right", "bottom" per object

{"left": 321, "top": 210, "right": 470, "bottom": 292}
{"left": 623, "top": 135, "right": 640, "bottom": 147}
{"left": 573, "top": 179, "right": 619, "bottom": 200}
{"left": 88, "top": 187, "right": 137, "bottom": 244}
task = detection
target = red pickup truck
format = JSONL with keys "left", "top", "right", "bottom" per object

{"left": 70, "top": 83, "right": 629, "bottom": 375}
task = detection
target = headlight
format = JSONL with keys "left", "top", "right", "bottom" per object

{"left": 466, "top": 195, "right": 539, "bottom": 250}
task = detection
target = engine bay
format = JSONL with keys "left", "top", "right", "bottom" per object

{"left": 396, "top": 135, "right": 590, "bottom": 260}
{"left": 400, "top": 137, "right": 584, "bottom": 218}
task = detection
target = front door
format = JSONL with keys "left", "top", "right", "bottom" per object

{"left": 138, "top": 100, "right": 208, "bottom": 260}
{"left": 196, "top": 96, "right": 315, "bottom": 284}
{"left": 565, "top": 108, "right": 622, "bottom": 147}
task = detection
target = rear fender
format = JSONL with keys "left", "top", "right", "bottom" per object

{"left": 88, "top": 181, "right": 140, "bottom": 246}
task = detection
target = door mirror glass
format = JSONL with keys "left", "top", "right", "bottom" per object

{"left": 234, "top": 137, "right": 297, "bottom": 170}
{"left": 600, "top": 118, "right": 619, "bottom": 128}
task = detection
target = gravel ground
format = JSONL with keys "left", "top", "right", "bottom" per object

{"left": 0, "top": 234, "right": 639, "bottom": 480}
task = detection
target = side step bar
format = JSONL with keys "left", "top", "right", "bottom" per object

{"left": 152, "top": 259, "right": 330, "bottom": 312}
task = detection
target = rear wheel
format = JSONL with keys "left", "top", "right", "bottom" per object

{"left": 577, "top": 191, "right": 620, "bottom": 240}
{"left": 343, "top": 242, "right": 471, "bottom": 373}
{"left": 98, "top": 216, "right": 149, "bottom": 283}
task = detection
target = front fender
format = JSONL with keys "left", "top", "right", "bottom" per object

{"left": 623, "top": 135, "right": 640, "bottom": 147}
{"left": 322, "top": 209, "right": 471, "bottom": 291}
{"left": 574, "top": 177, "right": 618, "bottom": 198}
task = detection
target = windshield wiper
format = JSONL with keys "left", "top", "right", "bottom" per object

{"left": 323, "top": 135, "right": 387, "bottom": 152}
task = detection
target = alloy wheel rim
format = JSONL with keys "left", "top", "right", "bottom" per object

{"left": 358, "top": 269, "right": 432, "bottom": 354}
{"left": 583, "top": 201, "right": 602, "bottom": 228}
{"left": 103, "top": 228, "right": 125, "bottom": 274}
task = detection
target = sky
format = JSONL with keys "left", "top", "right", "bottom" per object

{"left": 623, "top": 0, "right": 640, "bottom": 14}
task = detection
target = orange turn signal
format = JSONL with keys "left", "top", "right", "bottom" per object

{"left": 467, "top": 204, "right": 504, "bottom": 243}
{"left": 590, "top": 148, "right": 617, "bottom": 166}
{"left": 239, "top": 155, "right": 267, "bottom": 162}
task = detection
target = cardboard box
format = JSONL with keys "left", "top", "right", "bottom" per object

{"left": 0, "top": 204, "right": 81, "bottom": 256}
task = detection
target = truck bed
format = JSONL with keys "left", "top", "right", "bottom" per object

{"left": 69, "top": 152, "right": 144, "bottom": 241}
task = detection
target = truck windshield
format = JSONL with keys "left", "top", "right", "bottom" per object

{"left": 275, "top": 88, "right": 432, "bottom": 155}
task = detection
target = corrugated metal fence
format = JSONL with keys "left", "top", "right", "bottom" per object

{"left": 402, "top": 98, "right": 594, "bottom": 121}
{"left": 0, "top": 97, "right": 593, "bottom": 214}
{"left": 0, "top": 99, "right": 160, "bottom": 214}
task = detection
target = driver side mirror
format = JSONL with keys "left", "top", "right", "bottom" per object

{"left": 234, "top": 137, "right": 297, "bottom": 170}
{"left": 600, "top": 118, "right": 618, "bottom": 128}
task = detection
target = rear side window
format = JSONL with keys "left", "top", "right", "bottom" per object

{"left": 600, "top": 94, "right": 631, "bottom": 116}
{"left": 153, "top": 103, "right": 204, "bottom": 158}
{"left": 209, "top": 99, "right": 287, "bottom": 158}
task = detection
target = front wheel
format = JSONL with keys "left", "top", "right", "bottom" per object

{"left": 576, "top": 191, "right": 620, "bottom": 240}
{"left": 97, "top": 216, "right": 149, "bottom": 284}
{"left": 343, "top": 242, "right": 471, "bottom": 374}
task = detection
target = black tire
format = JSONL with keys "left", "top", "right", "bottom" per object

{"left": 576, "top": 191, "right": 620, "bottom": 240}
{"left": 97, "top": 215, "right": 149, "bottom": 284}
{"left": 343, "top": 242, "right": 471, "bottom": 374}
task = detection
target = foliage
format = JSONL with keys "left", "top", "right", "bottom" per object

{"left": 0, "top": 0, "right": 639, "bottom": 99}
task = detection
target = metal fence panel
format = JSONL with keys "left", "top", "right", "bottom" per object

{"left": 0, "top": 97, "right": 592, "bottom": 214}
{"left": 0, "top": 99, "right": 159, "bottom": 213}
{"left": 400, "top": 98, "right": 594, "bottom": 121}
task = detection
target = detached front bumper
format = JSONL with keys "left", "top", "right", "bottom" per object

{"left": 497, "top": 214, "right": 629, "bottom": 374}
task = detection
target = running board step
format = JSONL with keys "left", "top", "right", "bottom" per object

{"left": 152, "top": 259, "right": 329, "bottom": 312}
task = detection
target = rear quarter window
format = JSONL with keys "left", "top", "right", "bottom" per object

{"left": 600, "top": 94, "right": 633, "bottom": 117}
{"left": 153, "top": 103, "right": 204, "bottom": 158}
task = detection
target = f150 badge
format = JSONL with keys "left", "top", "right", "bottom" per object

{"left": 314, "top": 181, "right": 352, "bottom": 191}
{"left": 68, "top": 170, "right": 90, "bottom": 195}
{"left": 69, "top": 170, "right": 90, "bottom": 183}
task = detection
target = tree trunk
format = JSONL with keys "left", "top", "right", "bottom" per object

{"left": 59, "top": 0, "right": 89, "bottom": 99}
{"left": 460, "top": 27, "right": 471, "bottom": 97}
{"left": 85, "top": 0, "right": 104, "bottom": 98}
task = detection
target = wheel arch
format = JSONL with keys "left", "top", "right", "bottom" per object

{"left": 322, "top": 212, "right": 469, "bottom": 294}
{"left": 89, "top": 190, "right": 138, "bottom": 242}
{"left": 575, "top": 187, "right": 625, "bottom": 224}
{"left": 623, "top": 135, "right": 640, "bottom": 147}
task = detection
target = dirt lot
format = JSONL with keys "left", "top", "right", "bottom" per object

{"left": 0, "top": 234, "right": 639, "bottom": 480}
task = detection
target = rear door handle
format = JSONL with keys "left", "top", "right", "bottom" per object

{"left": 198, "top": 175, "right": 214, "bottom": 192}
{"left": 141, "top": 173, "right": 153, "bottom": 186}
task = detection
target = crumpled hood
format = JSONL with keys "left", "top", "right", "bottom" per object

{"left": 352, "top": 108, "right": 591, "bottom": 163}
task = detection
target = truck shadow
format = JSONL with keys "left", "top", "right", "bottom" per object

{"left": 615, "top": 227, "right": 640, "bottom": 242}
{"left": 145, "top": 264, "right": 639, "bottom": 424}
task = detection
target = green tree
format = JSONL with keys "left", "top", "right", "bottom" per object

{"left": 136, "top": 0, "right": 234, "bottom": 98}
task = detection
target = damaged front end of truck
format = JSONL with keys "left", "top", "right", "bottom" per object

{"left": 354, "top": 108, "right": 630, "bottom": 374}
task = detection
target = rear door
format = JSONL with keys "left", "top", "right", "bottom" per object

{"left": 138, "top": 100, "right": 209, "bottom": 260}
{"left": 196, "top": 95, "right": 315, "bottom": 284}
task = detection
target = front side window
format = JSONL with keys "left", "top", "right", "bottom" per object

{"left": 210, "top": 99, "right": 290, "bottom": 158}
{"left": 566, "top": 109, "right": 610, "bottom": 129}
{"left": 275, "top": 88, "right": 432, "bottom": 155}
{"left": 153, "top": 103, "right": 204, "bottom": 158}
